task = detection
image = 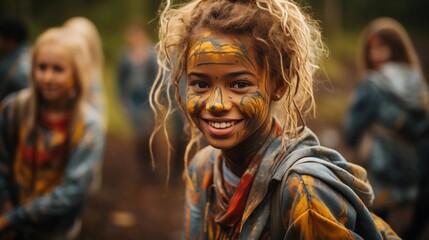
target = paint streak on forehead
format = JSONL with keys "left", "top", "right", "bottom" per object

{"left": 187, "top": 32, "right": 255, "bottom": 70}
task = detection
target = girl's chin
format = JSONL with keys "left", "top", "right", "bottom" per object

{"left": 205, "top": 138, "right": 237, "bottom": 150}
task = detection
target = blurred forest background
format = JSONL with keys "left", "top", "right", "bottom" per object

{"left": 1, "top": 0, "right": 429, "bottom": 239}
{"left": 2, "top": 0, "right": 429, "bottom": 136}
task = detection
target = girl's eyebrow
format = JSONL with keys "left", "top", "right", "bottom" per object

{"left": 187, "top": 70, "right": 256, "bottom": 79}
{"left": 225, "top": 70, "right": 256, "bottom": 78}
{"left": 187, "top": 72, "right": 210, "bottom": 78}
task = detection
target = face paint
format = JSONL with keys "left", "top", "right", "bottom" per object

{"left": 187, "top": 94, "right": 203, "bottom": 115}
{"left": 186, "top": 31, "right": 274, "bottom": 151}
{"left": 188, "top": 31, "right": 255, "bottom": 71}
{"left": 206, "top": 87, "right": 233, "bottom": 112}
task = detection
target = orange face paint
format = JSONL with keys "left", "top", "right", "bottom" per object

{"left": 186, "top": 31, "right": 274, "bottom": 151}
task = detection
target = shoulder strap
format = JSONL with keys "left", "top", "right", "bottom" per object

{"left": 270, "top": 152, "right": 314, "bottom": 240}
{"left": 270, "top": 172, "right": 286, "bottom": 240}
{"left": 270, "top": 156, "right": 344, "bottom": 240}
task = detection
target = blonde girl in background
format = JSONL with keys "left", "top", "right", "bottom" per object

{"left": 152, "top": 0, "right": 399, "bottom": 239}
{"left": 0, "top": 27, "right": 104, "bottom": 239}
{"left": 64, "top": 16, "right": 106, "bottom": 122}
{"left": 64, "top": 17, "right": 106, "bottom": 193}
{"left": 345, "top": 17, "right": 429, "bottom": 237}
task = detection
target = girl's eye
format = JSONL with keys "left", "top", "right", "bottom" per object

{"left": 53, "top": 65, "right": 64, "bottom": 73}
{"left": 232, "top": 81, "right": 250, "bottom": 89}
{"left": 37, "top": 63, "right": 47, "bottom": 71}
{"left": 191, "top": 81, "right": 209, "bottom": 89}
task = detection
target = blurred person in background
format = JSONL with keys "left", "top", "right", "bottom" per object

{"left": 116, "top": 23, "right": 161, "bottom": 182}
{"left": 64, "top": 16, "right": 106, "bottom": 194}
{"left": 0, "top": 27, "right": 104, "bottom": 239}
{"left": 345, "top": 17, "right": 429, "bottom": 237}
{"left": 0, "top": 18, "right": 30, "bottom": 105}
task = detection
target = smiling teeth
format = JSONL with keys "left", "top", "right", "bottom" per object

{"left": 209, "top": 121, "right": 237, "bottom": 129}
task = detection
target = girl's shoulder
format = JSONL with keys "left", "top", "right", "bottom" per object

{"left": 79, "top": 102, "right": 104, "bottom": 127}
{"left": 1, "top": 88, "right": 32, "bottom": 118}
{"left": 271, "top": 128, "right": 374, "bottom": 206}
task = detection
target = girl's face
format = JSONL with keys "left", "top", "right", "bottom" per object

{"left": 186, "top": 31, "right": 275, "bottom": 150}
{"left": 368, "top": 35, "right": 392, "bottom": 69}
{"left": 34, "top": 43, "right": 75, "bottom": 105}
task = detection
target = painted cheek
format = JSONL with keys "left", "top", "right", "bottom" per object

{"left": 239, "top": 91, "right": 268, "bottom": 120}
{"left": 187, "top": 93, "right": 204, "bottom": 115}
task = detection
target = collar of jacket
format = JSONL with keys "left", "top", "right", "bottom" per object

{"left": 239, "top": 127, "right": 320, "bottom": 229}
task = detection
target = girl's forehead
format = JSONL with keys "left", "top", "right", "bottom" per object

{"left": 36, "top": 42, "right": 73, "bottom": 64}
{"left": 38, "top": 42, "right": 68, "bottom": 54}
{"left": 187, "top": 31, "right": 259, "bottom": 70}
{"left": 188, "top": 31, "right": 254, "bottom": 56}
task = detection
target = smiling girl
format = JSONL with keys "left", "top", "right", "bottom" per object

{"left": 0, "top": 27, "right": 104, "bottom": 239}
{"left": 152, "top": 0, "right": 399, "bottom": 239}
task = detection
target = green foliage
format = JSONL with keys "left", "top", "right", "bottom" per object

{"left": 1, "top": 0, "right": 429, "bottom": 131}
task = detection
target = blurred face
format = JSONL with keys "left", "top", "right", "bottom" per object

{"left": 125, "top": 26, "right": 148, "bottom": 49}
{"left": 34, "top": 43, "right": 75, "bottom": 104}
{"left": 186, "top": 31, "right": 274, "bottom": 150}
{"left": 368, "top": 36, "right": 392, "bottom": 69}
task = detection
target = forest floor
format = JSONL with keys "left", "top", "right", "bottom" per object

{"left": 79, "top": 133, "right": 185, "bottom": 240}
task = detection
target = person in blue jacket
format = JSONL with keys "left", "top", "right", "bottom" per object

{"left": 345, "top": 17, "right": 429, "bottom": 236}
{"left": 0, "top": 18, "right": 30, "bottom": 104}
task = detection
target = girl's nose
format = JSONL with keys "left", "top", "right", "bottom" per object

{"left": 206, "top": 87, "right": 232, "bottom": 112}
{"left": 41, "top": 69, "right": 54, "bottom": 83}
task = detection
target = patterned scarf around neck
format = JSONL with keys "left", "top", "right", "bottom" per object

{"left": 209, "top": 122, "right": 281, "bottom": 238}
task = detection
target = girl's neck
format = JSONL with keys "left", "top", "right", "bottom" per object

{"left": 223, "top": 118, "right": 274, "bottom": 177}
{"left": 41, "top": 99, "right": 73, "bottom": 116}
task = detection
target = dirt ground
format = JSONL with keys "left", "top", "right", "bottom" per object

{"left": 79, "top": 133, "right": 185, "bottom": 240}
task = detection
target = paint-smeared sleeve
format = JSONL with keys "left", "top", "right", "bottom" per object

{"left": 184, "top": 147, "right": 214, "bottom": 240}
{"left": 344, "top": 80, "right": 380, "bottom": 146}
{"left": 3, "top": 115, "right": 105, "bottom": 226}
{"left": 282, "top": 173, "right": 367, "bottom": 240}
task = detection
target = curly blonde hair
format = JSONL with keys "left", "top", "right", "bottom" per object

{"left": 150, "top": 0, "right": 326, "bottom": 180}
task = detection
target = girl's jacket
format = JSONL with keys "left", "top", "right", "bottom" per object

{"left": 0, "top": 89, "right": 104, "bottom": 236}
{"left": 185, "top": 127, "right": 399, "bottom": 239}
{"left": 345, "top": 62, "right": 429, "bottom": 208}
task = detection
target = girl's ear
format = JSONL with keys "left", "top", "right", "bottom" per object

{"left": 271, "top": 79, "right": 288, "bottom": 101}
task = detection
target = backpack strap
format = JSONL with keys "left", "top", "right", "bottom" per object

{"left": 269, "top": 156, "right": 336, "bottom": 240}
{"left": 269, "top": 150, "right": 312, "bottom": 240}
{"left": 270, "top": 172, "right": 287, "bottom": 240}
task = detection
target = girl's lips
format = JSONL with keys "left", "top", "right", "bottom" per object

{"left": 202, "top": 119, "right": 243, "bottom": 137}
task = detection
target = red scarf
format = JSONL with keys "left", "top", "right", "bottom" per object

{"left": 209, "top": 122, "right": 282, "bottom": 239}
{"left": 213, "top": 154, "right": 262, "bottom": 227}
{"left": 19, "top": 112, "right": 71, "bottom": 167}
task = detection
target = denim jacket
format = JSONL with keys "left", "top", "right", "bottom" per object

{"left": 185, "top": 127, "right": 398, "bottom": 239}
{"left": 345, "top": 64, "right": 429, "bottom": 208}
{"left": 0, "top": 89, "right": 104, "bottom": 236}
